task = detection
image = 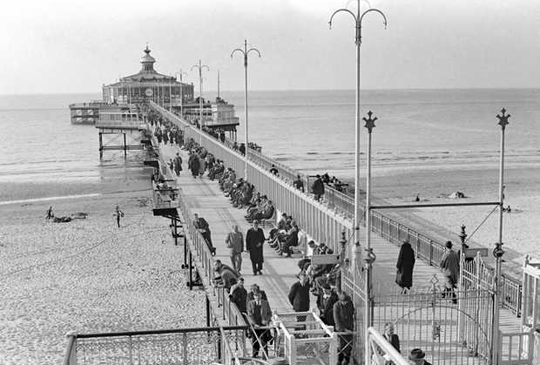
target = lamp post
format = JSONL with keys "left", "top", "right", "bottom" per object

{"left": 176, "top": 70, "right": 188, "bottom": 117}
{"left": 329, "top": 3, "right": 386, "bottom": 364}
{"left": 363, "top": 110, "right": 377, "bottom": 364}
{"left": 191, "top": 60, "right": 209, "bottom": 130}
{"left": 231, "top": 40, "right": 261, "bottom": 180}
{"left": 329, "top": 1, "right": 387, "bottom": 256}
{"left": 492, "top": 108, "right": 509, "bottom": 364}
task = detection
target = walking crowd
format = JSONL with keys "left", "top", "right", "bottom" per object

{"left": 148, "top": 112, "right": 444, "bottom": 365}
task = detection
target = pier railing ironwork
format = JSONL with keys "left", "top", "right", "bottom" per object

{"left": 498, "top": 330, "right": 535, "bottom": 365}
{"left": 150, "top": 101, "right": 523, "bottom": 315}
{"left": 63, "top": 326, "right": 246, "bottom": 365}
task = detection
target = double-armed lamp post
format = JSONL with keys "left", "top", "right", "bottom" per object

{"left": 231, "top": 40, "right": 261, "bottom": 180}
{"left": 191, "top": 60, "right": 209, "bottom": 130}
{"left": 329, "top": 2, "right": 386, "bottom": 364}
{"left": 329, "top": 1, "right": 387, "bottom": 250}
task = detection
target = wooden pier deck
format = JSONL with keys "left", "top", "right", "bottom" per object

{"left": 156, "top": 143, "right": 522, "bottom": 336}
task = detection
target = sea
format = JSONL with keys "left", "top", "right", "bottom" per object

{"left": 0, "top": 89, "right": 539, "bottom": 203}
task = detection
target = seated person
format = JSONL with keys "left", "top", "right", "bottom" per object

{"left": 248, "top": 200, "right": 275, "bottom": 223}
{"left": 278, "top": 221, "right": 299, "bottom": 257}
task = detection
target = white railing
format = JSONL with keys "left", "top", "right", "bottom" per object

{"left": 367, "top": 327, "right": 409, "bottom": 365}
{"left": 152, "top": 102, "right": 353, "bottom": 253}
{"left": 499, "top": 330, "right": 535, "bottom": 365}
{"left": 275, "top": 311, "right": 338, "bottom": 365}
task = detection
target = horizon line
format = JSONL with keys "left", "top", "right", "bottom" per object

{"left": 1, "top": 86, "right": 540, "bottom": 97}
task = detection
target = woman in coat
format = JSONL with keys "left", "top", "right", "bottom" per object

{"left": 188, "top": 152, "right": 200, "bottom": 178}
{"left": 396, "top": 240, "right": 415, "bottom": 293}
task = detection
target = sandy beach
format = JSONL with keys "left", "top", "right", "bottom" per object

{"left": 0, "top": 180, "right": 206, "bottom": 365}
{"left": 367, "top": 164, "right": 540, "bottom": 277}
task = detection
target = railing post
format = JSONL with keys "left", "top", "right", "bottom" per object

{"left": 63, "top": 331, "right": 78, "bottom": 365}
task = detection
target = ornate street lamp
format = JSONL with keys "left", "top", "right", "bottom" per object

{"left": 363, "top": 110, "right": 378, "bottom": 363}
{"left": 491, "top": 108, "right": 509, "bottom": 363}
{"left": 231, "top": 40, "right": 261, "bottom": 180}
{"left": 191, "top": 60, "right": 209, "bottom": 130}
{"left": 329, "top": 1, "right": 387, "bottom": 258}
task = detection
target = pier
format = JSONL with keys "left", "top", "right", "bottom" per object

{"left": 63, "top": 103, "right": 539, "bottom": 365}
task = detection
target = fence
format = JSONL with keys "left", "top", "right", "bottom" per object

{"left": 63, "top": 326, "right": 246, "bottom": 365}
{"left": 150, "top": 101, "right": 523, "bottom": 315}
{"left": 499, "top": 331, "right": 535, "bottom": 365}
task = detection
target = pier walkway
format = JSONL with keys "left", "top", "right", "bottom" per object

{"left": 155, "top": 141, "right": 524, "bottom": 364}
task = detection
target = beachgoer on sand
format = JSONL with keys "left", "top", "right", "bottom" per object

{"left": 114, "top": 205, "right": 124, "bottom": 227}
{"left": 46, "top": 206, "right": 54, "bottom": 220}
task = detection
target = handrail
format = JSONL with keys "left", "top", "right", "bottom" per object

{"left": 63, "top": 326, "right": 247, "bottom": 365}
{"left": 367, "top": 327, "right": 409, "bottom": 365}
{"left": 150, "top": 101, "right": 523, "bottom": 315}
{"left": 74, "top": 325, "right": 247, "bottom": 339}
{"left": 498, "top": 330, "right": 534, "bottom": 364}
{"left": 62, "top": 332, "right": 77, "bottom": 365}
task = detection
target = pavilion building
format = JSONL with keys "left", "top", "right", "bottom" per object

{"left": 102, "top": 46, "right": 194, "bottom": 107}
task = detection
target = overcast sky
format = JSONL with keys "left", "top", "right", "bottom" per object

{"left": 2, "top": 0, "right": 540, "bottom": 94}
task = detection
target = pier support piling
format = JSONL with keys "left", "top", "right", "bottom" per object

{"left": 98, "top": 132, "right": 103, "bottom": 159}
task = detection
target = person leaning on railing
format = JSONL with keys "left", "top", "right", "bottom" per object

{"left": 246, "top": 291, "right": 273, "bottom": 359}
{"left": 212, "top": 260, "right": 239, "bottom": 291}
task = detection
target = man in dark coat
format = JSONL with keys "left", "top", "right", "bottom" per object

{"left": 396, "top": 240, "right": 415, "bottom": 293}
{"left": 311, "top": 175, "right": 325, "bottom": 202}
{"left": 383, "top": 322, "right": 400, "bottom": 353}
{"left": 288, "top": 273, "right": 310, "bottom": 322}
{"left": 188, "top": 151, "right": 200, "bottom": 178}
{"left": 173, "top": 152, "right": 183, "bottom": 176}
{"left": 229, "top": 277, "right": 248, "bottom": 313}
{"left": 333, "top": 291, "right": 355, "bottom": 365}
{"left": 317, "top": 284, "right": 338, "bottom": 326}
{"left": 246, "top": 221, "right": 266, "bottom": 275}
{"left": 247, "top": 291, "right": 272, "bottom": 358}
{"left": 440, "top": 241, "right": 460, "bottom": 304}
{"left": 193, "top": 213, "right": 216, "bottom": 255}
{"left": 212, "top": 260, "right": 238, "bottom": 291}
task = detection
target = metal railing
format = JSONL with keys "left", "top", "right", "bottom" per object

{"left": 63, "top": 326, "right": 246, "bottom": 365}
{"left": 216, "top": 286, "right": 249, "bottom": 329}
{"left": 150, "top": 101, "right": 523, "bottom": 315}
{"left": 499, "top": 331, "right": 535, "bottom": 365}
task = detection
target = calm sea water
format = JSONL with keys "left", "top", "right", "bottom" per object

{"left": 0, "top": 89, "right": 539, "bottom": 201}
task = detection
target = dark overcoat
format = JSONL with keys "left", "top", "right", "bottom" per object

{"left": 288, "top": 281, "right": 310, "bottom": 312}
{"left": 246, "top": 227, "right": 265, "bottom": 263}
{"left": 396, "top": 242, "right": 416, "bottom": 289}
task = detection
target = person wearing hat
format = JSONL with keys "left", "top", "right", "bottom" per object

{"left": 408, "top": 348, "right": 431, "bottom": 365}
{"left": 333, "top": 290, "right": 355, "bottom": 365}
{"left": 316, "top": 283, "right": 338, "bottom": 327}
{"left": 440, "top": 241, "right": 460, "bottom": 304}
{"left": 246, "top": 220, "right": 266, "bottom": 275}
{"left": 229, "top": 277, "right": 248, "bottom": 313}
{"left": 311, "top": 174, "right": 325, "bottom": 202}
{"left": 396, "top": 240, "right": 415, "bottom": 294}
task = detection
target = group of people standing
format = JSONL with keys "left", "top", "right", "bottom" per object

{"left": 396, "top": 239, "right": 460, "bottom": 303}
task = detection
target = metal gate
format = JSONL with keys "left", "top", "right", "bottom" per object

{"left": 372, "top": 275, "right": 494, "bottom": 365}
